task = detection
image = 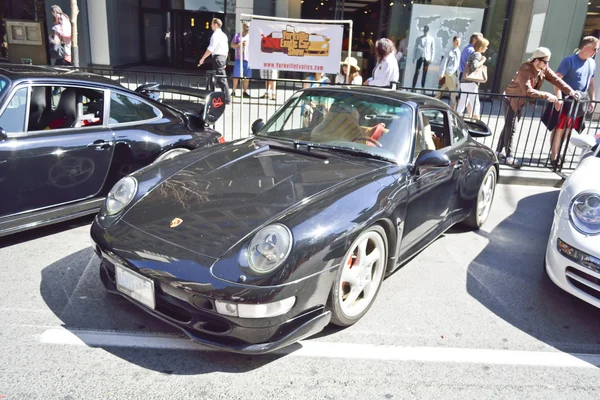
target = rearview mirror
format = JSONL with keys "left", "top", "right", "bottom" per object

{"left": 413, "top": 149, "right": 451, "bottom": 174}
{"left": 570, "top": 133, "right": 598, "bottom": 149}
{"left": 252, "top": 119, "right": 265, "bottom": 134}
{"left": 0, "top": 127, "right": 6, "bottom": 141}
{"left": 464, "top": 119, "right": 492, "bottom": 138}
{"left": 203, "top": 92, "right": 226, "bottom": 124}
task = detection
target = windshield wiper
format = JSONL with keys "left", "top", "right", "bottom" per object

{"left": 294, "top": 141, "right": 394, "bottom": 162}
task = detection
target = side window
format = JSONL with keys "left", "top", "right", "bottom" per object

{"left": 450, "top": 113, "right": 467, "bottom": 143}
{"left": 109, "top": 92, "right": 160, "bottom": 124}
{"left": 0, "top": 87, "right": 28, "bottom": 133}
{"left": 414, "top": 109, "right": 450, "bottom": 159}
{"left": 27, "top": 86, "right": 104, "bottom": 132}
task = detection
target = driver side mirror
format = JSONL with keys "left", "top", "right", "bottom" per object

{"left": 0, "top": 127, "right": 6, "bottom": 141}
{"left": 252, "top": 119, "right": 265, "bottom": 134}
{"left": 413, "top": 149, "right": 451, "bottom": 175}
{"left": 464, "top": 119, "right": 492, "bottom": 138}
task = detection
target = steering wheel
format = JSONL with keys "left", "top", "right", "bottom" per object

{"left": 352, "top": 136, "right": 383, "bottom": 147}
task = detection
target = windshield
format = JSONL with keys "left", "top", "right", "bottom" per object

{"left": 258, "top": 89, "right": 414, "bottom": 162}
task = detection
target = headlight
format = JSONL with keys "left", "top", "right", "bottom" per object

{"left": 321, "top": 43, "right": 328, "bottom": 49}
{"left": 570, "top": 192, "right": 600, "bottom": 235}
{"left": 105, "top": 176, "right": 138, "bottom": 215}
{"left": 247, "top": 224, "right": 292, "bottom": 274}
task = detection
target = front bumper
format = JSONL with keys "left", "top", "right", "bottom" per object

{"left": 91, "top": 220, "right": 335, "bottom": 355}
{"left": 545, "top": 213, "right": 600, "bottom": 308}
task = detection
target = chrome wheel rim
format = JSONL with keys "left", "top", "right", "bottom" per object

{"left": 477, "top": 172, "right": 495, "bottom": 223}
{"left": 339, "top": 231, "right": 386, "bottom": 318}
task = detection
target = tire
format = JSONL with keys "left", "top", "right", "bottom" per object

{"left": 463, "top": 166, "right": 497, "bottom": 229}
{"left": 153, "top": 148, "right": 190, "bottom": 164}
{"left": 329, "top": 225, "right": 388, "bottom": 327}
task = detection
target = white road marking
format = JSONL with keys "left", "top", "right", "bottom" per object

{"left": 38, "top": 327, "right": 600, "bottom": 368}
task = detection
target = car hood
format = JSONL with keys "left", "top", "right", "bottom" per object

{"left": 122, "top": 139, "right": 384, "bottom": 258}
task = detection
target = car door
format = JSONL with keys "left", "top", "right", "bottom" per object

{"left": 400, "top": 107, "right": 463, "bottom": 254}
{"left": 0, "top": 83, "right": 114, "bottom": 218}
{"left": 447, "top": 111, "right": 473, "bottom": 216}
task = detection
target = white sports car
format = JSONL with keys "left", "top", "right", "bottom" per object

{"left": 545, "top": 134, "right": 600, "bottom": 307}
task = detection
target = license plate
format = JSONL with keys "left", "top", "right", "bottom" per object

{"left": 115, "top": 265, "right": 155, "bottom": 309}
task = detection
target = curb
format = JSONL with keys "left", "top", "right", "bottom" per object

{"left": 497, "top": 165, "right": 568, "bottom": 188}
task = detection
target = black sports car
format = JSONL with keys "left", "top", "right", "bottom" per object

{"left": 90, "top": 86, "right": 499, "bottom": 354}
{"left": 0, "top": 65, "right": 225, "bottom": 236}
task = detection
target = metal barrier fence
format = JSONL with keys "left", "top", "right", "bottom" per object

{"left": 81, "top": 67, "right": 600, "bottom": 172}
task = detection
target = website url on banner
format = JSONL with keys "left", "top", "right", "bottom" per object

{"left": 264, "top": 62, "right": 324, "bottom": 71}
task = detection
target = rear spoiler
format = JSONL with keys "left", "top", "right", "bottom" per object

{"left": 134, "top": 83, "right": 226, "bottom": 124}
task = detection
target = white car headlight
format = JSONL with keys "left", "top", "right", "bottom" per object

{"left": 247, "top": 224, "right": 292, "bottom": 274}
{"left": 105, "top": 176, "right": 138, "bottom": 215}
{"left": 570, "top": 192, "right": 600, "bottom": 235}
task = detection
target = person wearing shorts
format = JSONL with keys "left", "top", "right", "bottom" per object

{"left": 260, "top": 69, "right": 279, "bottom": 100}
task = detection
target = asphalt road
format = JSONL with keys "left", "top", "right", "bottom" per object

{"left": 2, "top": 184, "right": 600, "bottom": 399}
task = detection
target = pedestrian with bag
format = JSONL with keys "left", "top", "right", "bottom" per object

{"left": 456, "top": 37, "right": 489, "bottom": 119}
{"left": 198, "top": 18, "right": 231, "bottom": 104}
{"left": 497, "top": 47, "right": 579, "bottom": 169}
{"left": 543, "top": 36, "right": 598, "bottom": 167}
{"left": 435, "top": 36, "right": 461, "bottom": 109}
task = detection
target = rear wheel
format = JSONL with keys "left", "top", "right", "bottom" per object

{"left": 463, "top": 166, "right": 497, "bottom": 229}
{"left": 153, "top": 148, "right": 190, "bottom": 164}
{"left": 329, "top": 225, "right": 388, "bottom": 327}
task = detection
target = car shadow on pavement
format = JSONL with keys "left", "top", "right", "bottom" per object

{"left": 465, "top": 190, "right": 600, "bottom": 357}
{"left": 40, "top": 248, "right": 285, "bottom": 374}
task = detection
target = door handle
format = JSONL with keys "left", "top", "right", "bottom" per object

{"left": 87, "top": 140, "right": 112, "bottom": 151}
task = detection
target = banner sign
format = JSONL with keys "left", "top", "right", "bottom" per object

{"left": 247, "top": 19, "right": 344, "bottom": 74}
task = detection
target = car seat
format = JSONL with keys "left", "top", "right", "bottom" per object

{"left": 48, "top": 88, "right": 78, "bottom": 129}
{"left": 28, "top": 86, "right": 51, "bottom": 131}
{"left": 311, "top": 102, "right": 362, "bottom": 142}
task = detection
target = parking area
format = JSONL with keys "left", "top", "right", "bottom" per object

{"left": 2, "top": 183, "right": 600, "bottom": 399}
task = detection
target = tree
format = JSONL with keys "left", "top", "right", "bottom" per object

{"left": 71, "top": 0, "right": 79, "bottom": 67}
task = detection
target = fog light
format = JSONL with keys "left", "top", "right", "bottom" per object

{"left": 215, "top": 297, "right": 295, "bottom": 319}
{"left": 557, "top": 238, "right": 600, "bottom": 273}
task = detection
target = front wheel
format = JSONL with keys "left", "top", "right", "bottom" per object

{"left": 463, "top": 166, "right": 497, "bottom": 229}
{"left": 329, "top": 225, "right": 388, "bottom": 327}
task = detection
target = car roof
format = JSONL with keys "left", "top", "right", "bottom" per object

{"left": 302, "top": 85, "right": 452, "bottom": 110}
{"left": 0, "top": 64, "right": 126, "bottom": 90}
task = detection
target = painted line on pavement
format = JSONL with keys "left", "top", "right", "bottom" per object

{"left": 38, "top": 327, "right": 600, "bottom": 368}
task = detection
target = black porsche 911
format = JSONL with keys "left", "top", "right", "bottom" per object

{"left": 90, "top": 86, "right": 499, "bottom": 354}
{"left": 0, "top": 65, "right": 226, "bottom": 237}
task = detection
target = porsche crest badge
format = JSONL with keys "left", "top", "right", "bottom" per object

{"left": 170, "top": 218, "right": 183, "bottom": 228}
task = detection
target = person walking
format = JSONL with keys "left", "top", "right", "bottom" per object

{"left": 546, "top": 36, "right": 598, "bottom": 167}
{"left": 412, "top": 25, "right": 435, "bottom": 88}
{"left": 364, "top": 38, "right": 400, "bottom": 88}
{"left": 456, "top": 37, "right": 489, "bottom": 120}
{"left": 435, "top": 36, "right": 461, "bottom": 109}
{"left": 231, "top": 22, "right": 251, "bottom": 98}
{"left": 49, "top": 5, "right": 72, "bottom": 65}
{"left": 497, "top": 47, "right": 579, "bottom": 169}
{"left": 459, "top": 32, "right": 483, "bottom": 80}
{"left": 198, "top": 18, "right": 231, "bottom": 104}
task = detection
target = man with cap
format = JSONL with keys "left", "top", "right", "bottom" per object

{"left": 198, "top": 18, "right": 231, "bottom": 104}
{"left": 497, "top": 47, "right": 579, "bottom": 168}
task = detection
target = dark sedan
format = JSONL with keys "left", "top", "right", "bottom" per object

{"left": 90, "top": 86, "right": 499, "bottom": 354}
{"left": 0, "top": 65, "right": 226, "bottom": 236}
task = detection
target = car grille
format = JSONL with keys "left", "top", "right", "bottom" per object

{"left": 566, "top": 266, "right": 600, "bottom": 300}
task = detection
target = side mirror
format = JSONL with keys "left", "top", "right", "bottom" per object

{"left": 0, "top": 127, "right": 6, "bottom": 141}
{"left": 570, "top": 133, "right": 598, "bottom": 149}
{"left": 203, "top": 92, "right": 226, "bottom": 124}
{"left": 464, "top": 119, "right": 492, "bottom": 138}
{"left": 251, "top": 119, "right": 265, "bottom": 134}
{"left": 413, "top": 149, "right": 451, "bottom": 174}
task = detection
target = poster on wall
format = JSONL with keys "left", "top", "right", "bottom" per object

{"left": 247, "top": 19, "right": 344, "bottom": 74}
{"left": 403, "top": 5, "right": 484, "bottom": 89}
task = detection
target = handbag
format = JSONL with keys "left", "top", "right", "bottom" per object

{"left": 466, "top": 65, "right": 488, "bottom": 83}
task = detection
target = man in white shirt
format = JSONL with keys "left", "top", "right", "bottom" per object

{"left": 435, "top": 36, "right": 461, "bottom": 109}
{"left": 198, "top": 18, "right": 231, "bottom": 103}
{"left": 412, "top": 25, "right": 435, "bottom": 88}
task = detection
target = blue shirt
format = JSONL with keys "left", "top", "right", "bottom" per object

{"left": 557, "top": 54, "right": 596, "bottom": 92}
{"left": 459, "top": 44, "right": 474, "bottom": 73}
